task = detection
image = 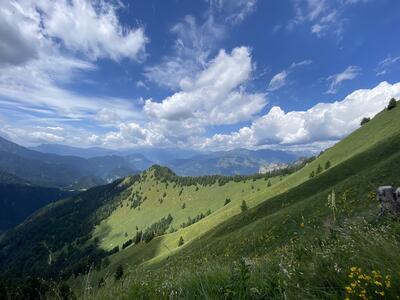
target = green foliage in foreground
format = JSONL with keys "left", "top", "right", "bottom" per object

{"left": 87, "top": 219, "right": 400, "bottom": 300}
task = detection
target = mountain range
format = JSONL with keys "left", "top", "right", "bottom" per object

{"left": 0, "top": 136, "right": 138, "bottom": 189}
{"left": 31, "top": 143, "right": 304, "bottom": 177}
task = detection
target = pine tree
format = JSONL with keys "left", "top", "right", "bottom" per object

{"left": 267, "top": 180, "right": 272, "bottom": 187}
{"left": 178, "top": 236, "right": 184, "bottom": 247}
{"left": 224, "top": 198, "right": 231, "bottom": 206}
{"left": 324, "top": 161, "right": 331, "bottom": 170}
{"left": 240, "top": 200, "right": 248, "bottom": 212}
{"left": 309, "top": 171, "right": 315, "bottom": 178}
{"left": 316, "top": 164, "right": 323, "bottom": 174}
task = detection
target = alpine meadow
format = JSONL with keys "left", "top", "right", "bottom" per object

{"left": 1, "top": 1, "right": 400, "bottom": 299}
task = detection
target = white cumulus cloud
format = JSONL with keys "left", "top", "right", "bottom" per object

{"left": 200, "top": 81, "right": 400, "bottom": 150}
{"left": 144, "top": 47, "right": 266, "bottom": 125}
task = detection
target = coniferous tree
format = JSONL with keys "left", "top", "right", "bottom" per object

{"left": 178, "top": 236, "right": 184, "bottom": 247}
{"left": 309, "top": 171, "right": 315, "bottom": 178}
{"left": 224, "top": 198, "right": 231, "bottom": 206}
{"left": 316, "top": 164, "right": 323, "bottom": 174}
{"left": 267, "top": 180, "right": 272, "bottom": 187}
{"left": 240, "top": 200, "right": 248, "bottom": 212}
{"left": 325, "top": 161, "right": 331, "bottom": 170}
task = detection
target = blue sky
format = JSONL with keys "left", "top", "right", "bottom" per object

{"left": 0, "top": 0, "right": 399, "bottom": 151}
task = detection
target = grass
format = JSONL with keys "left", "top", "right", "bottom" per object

{"left": 80, "top": 109, "right": 400, "bottom": 299}
{"left": 62, "top": 105, "right": 400, "bottom": 299}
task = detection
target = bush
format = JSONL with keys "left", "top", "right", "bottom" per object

{"left": 360, "top": 117, "right": 370, "bottom": 125}
{"left": 240, "top": 200, "right": 248, "bottom": 212}
{"left": 309, "top": 171, "right": 315, "bottom": 178}
{"left": 388, "top": 98, "right": 397, "bottom": 110}
{"left": 267, "top": 180, "right": 272, "bottom": 187}
{"left": 224, "top": 198, "right": 231, "bottom": 206}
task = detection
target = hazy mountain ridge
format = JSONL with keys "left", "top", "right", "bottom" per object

{"left": 166, "top": 148, "right": 302, "bottom": 176}
{"left": 0, "top": 136, "right": 138, "bottom": 189}
{"left": 31, "top": 143, "right": 303, "bottom": 176}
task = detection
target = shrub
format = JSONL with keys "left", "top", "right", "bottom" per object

{"left": 240, "top": 200, "right": 248, "bottom": 212}
{"left": 316, "top": 164, "right": 323, "bottom": 174}
{"left": 387, "top": 98, "right": 397, "bottom": 110}
{"left": 309, "top": 171, "right": 315, "bottom": 178}
{"left": 360, "top": 117, "right": 370, "bottom": 125}
{"left": 267, "top": 180, "right": 272, "bottom": 187}
{"left": 182, "top": 203, "right": 186, "bottom": 209}
{"left": 178, "top": 236, "right": 184, "bottom": 247}
{"left": 224, "top": 198, "right": 231, "bottom": 206}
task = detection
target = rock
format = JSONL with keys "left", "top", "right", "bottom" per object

{"left": 377, "top": 186, "right": 400, "bottom": 216}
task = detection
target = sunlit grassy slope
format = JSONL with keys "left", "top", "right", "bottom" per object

{"left": 88, "top": 105, "right": 400, "bottom": 280}
{"left": 83, "top": 104, "right": 400, "bottom": 299}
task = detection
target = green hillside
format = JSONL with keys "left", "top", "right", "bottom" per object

{"left": 81, "top": 103, "right": 400, "bottom": 299}
{"left": 0, "top": 103, "right": 399, "bottom": 299}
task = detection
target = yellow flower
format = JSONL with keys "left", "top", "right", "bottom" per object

{"left": 350, "top": 267, "right": 357, "bottom": 272}
{"left": 374, "top": 281, "right": 382, "bottom": 286}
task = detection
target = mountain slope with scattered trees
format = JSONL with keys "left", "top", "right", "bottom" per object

{"left": 0, "top": 100, "right": 399, "bottom": 299}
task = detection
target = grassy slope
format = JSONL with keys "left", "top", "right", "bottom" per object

{"left": 84, "top": 106, "right": 400, "bottom": 299}
{"left": 92, "top": 106, "right": 400, "bottom": 268}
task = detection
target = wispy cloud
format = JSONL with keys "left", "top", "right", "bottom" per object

{"left": 267, "top": 59, "right": 312, "bottom": 92}
{"left": 267, "top": 71, "right": 289, "bottom": 91}
{"left": 287, "top": 0, "right": 370, "bottom": 39}
{"left": 207, "top": 0, "right": 258, "bottom": 24}
{"left": 326, "top": 65, "right": 361, "bottom": 94}
{"left": 376, "top": 55, "right": 400, "bottom": 76}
